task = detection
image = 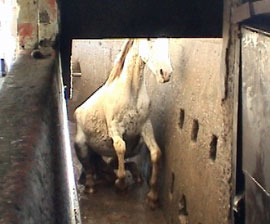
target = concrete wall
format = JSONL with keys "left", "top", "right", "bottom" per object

{"left": 154, "top": 39, "right": 231, "bottom": 224}
{"left": 69, "top": 38, "right": 232, "bottom": 224}
{"left": 17, "top": 0, "right": 59, "bottom": 49}
{"left": 0, "top": 1, "right": 83, "bottom": 223}
{"left": 0, "top": 51, "right": 80, "bottom": 224}
{"left": 0, "top": 0, "right": 240, "bottom": 223}
{"left": 0, "top": 53, "right": 57, "bottom": 223}
{"left": 0, "top": 0, "right": 59, "bottom": 74}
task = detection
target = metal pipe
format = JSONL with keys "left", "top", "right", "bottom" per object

{"left": 0, "top": 58, "right": 6, "bottom": 77}
{"left": 56, "top": 53, "right": 81, "bottom": 224}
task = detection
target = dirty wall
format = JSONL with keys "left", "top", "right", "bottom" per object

{"left": 0, "top": 1, "right": 81, "bottom": 222}
{"left": 69, "top": 38, "right": 232, "bottom": 224}
{"left": 0, "top": 54, "right": 57, "bottom": 223}
{"left": 152, "top": 39, "right": 232, "bottom": 224}
{"left": 17, "top": 0, "right": 59, "bottom": 49}
{"left": 0, "top": 0, "right": 59, "bottom": 73}
{"left": 0, "top": 52, "right": 80, "bottom": 224}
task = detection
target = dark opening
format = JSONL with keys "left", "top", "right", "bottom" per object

{"left": 170, "top": 172, "right": 175, "bottom": 195}
{"left": 191, "top": 119, "right": 199, "bottom": 142}
{"left": 178, "top": 194, "right": 188, "bottom": 214}
{"left": 58, "top": 0, "right": 223, "bottom": 96}
{"left": 209, "top": 135, "right": 218, "bottom": 161}
{"left": 234, "top": 34, "right": 245, "bottom": 224}
{"left": 178, "top": 194, "right": 188, "bottom": 222}
{"left": 179, "top": 109, "right": 185, "bottom": 129}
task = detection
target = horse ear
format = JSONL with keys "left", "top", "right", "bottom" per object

{"left": 139, "top": 39, "right": 150, "bottom": 62}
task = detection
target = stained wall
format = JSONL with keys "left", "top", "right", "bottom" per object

{"left": 17, "top": 0, "right": 59, "bottom": 49}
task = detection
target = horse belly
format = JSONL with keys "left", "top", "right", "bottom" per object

{"left": 85, "top": 126, "right": 141, "bottom": 158}
{"left": 80, "top": 112, "right": 113, "bottom": 156}
{"left": 87, "top": 135, "right": 140, "bottom": 158}
{"left": 84, "top": 126, "right": 116, "bottom": 157}
{"left": 89, "top": 138, "right": 116, "bottom": 157}
{"left": 123, "top": 108, "right": 149, "bottom": 136}
{"left": 87, "top": 132, "right": 141, "bottom": 157}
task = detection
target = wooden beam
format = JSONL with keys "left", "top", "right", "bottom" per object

{"left": 253, "top": 0, "right": 270, "bottom": 15}
{"left": 232, "top": 2, "right": 251, "bottom": 24}
{"left": 232, "top": 0, "right": 270, "bottom": 24}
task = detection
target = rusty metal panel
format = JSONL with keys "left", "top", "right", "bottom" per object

{"left": 245, "top": 176, "right": 270, "bottom": 223}
{"left": 241, "top": 26, "right": 270, "bottom": 223}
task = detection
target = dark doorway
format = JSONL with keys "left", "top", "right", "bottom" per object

{"left": 59, "top": 0, "right": 223, "bottom": 95}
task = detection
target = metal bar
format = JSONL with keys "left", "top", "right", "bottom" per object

{"left": 231, "top": 25, "right": 241, "bottom": 223}
{"left": 56, "top": 54, "right": 82, "bottom": 224}
{"left": 253, "top": 0, "right": 270, "bottom": 16}
{"left": 72, "top": 73, "right": 82, "bottom": 77}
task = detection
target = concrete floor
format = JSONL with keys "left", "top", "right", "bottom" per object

{"left": 69, "top": 121, "right": 167, "bottom": 224}
{"left": 79, "top": 179, "right": 167, "bottom": 224}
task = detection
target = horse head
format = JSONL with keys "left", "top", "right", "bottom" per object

{"left": 139, "top": 38, "right": 173, "bottom": 83}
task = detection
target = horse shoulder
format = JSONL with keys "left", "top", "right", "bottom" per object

{"left": 74, "top": 87, "right": 107, "bottom": 127}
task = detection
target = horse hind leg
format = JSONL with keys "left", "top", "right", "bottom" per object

{"left": 74, "top": 126, "right": 96, "bottom": 193}
{"left": 141, "top": 119, "right": 161, "bottom": 209}
{"left": 74, "top": 142, "right": 97, "bottom": 193}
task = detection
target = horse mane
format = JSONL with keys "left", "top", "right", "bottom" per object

{"left": 106, "top": 39, "right": 134, "bottom": 84}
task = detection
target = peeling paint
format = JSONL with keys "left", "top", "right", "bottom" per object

{"left": 16, "top": 0, "right": 59, "bottom": 49}
{"left": 39, "top": 10, "right": 50, "bottom": 23}
{"left": 46, "top": 0, "right": 57, "bottom": 19}
{"left": 18, "top": 23, "right": 36, "bottom": 46}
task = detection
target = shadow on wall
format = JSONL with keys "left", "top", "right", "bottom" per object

{"left": 59, "top": 0, "right": 223, "bottom": 95}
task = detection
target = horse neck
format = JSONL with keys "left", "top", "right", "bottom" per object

{"left": 122, "top": 40, "right": 146, "bottom": 98}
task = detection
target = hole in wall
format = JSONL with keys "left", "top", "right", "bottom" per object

{"left": 170, "top": 172, "right": 175, "bottom": 194}
{"left": 178, "top": 108, "right": 185, "bottom": 129}
{"left": 191, "top": 119, "right": 199, "bottom": 142}
{"left": 169, "top": 171, "right": 175, "bottom": 200}
{"left": 178, "top": 194, "right": 188, "bottom": 224}
{"left": 209, "top": 135, "right": 218, "bottom": 161}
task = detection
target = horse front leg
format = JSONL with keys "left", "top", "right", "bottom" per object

{"left": 141, "top": 119, "right": 161, "bottom": 209}
{"left": 109, "top": 158, "right": 143, "bottom": 184}
{"left": 109, "top": 123, "right": 127, "bottom": 190}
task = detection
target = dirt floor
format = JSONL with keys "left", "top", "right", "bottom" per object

{"left": 69, "top": 121, "right": 167, "bottom": 224}
{"left": 78, "top": 179, "right": 167, "bottom": 224}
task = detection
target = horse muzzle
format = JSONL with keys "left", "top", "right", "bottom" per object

{"left": 158, "top": 69, "right": 172, "bottom": 83}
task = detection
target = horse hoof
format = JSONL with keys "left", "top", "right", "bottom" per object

{"left": 146, "top": 196, "right": 159, "bottom": 210}
{"left": 136, "top": 176, "right": 143, "bottom": 184}
{"left": 85, "top": 186, "right": 96, "bottom": 194}
{"left": 115, "top": 178, "right": 127, "bottom": 191}
{"left": 146, "top": 192, "right": 159, "bottom": 209}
